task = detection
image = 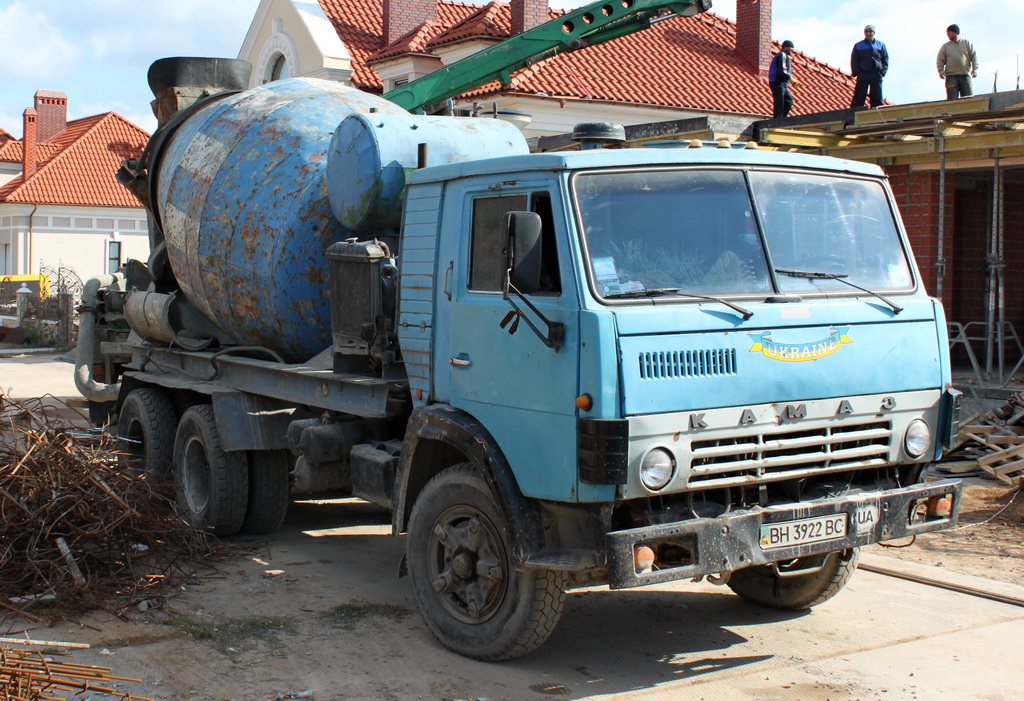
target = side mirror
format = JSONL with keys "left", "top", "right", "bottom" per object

{"left": 503, "top": 211, "right": 543, "bottom": 294}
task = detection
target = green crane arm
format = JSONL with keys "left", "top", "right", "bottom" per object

{"left": 383, "top": 0, "right": 711, "bottom": 113}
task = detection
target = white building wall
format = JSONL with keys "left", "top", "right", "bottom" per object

{"left": 0, "top": 204, "right": 148, "bottom": 280}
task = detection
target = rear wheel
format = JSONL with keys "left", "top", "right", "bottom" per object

{"left": 407, "top": 464, "right": 567, "bottom": 661}
{"left": 173, "top": 405, "right": 248, "bottom": 536}
{"left": 726, "top": 548, "right": 860, "bottom": 610}
{"left": 117, "top": 387, "right": 176, "bottom": 482}
{"left": 241, "top": 450, "right": 291, "bottom": 534}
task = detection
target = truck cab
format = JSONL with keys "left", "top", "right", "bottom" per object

{"left": 391, "top": 142, "right": 960, "bottom": 653}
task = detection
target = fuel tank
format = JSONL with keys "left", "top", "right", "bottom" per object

{"left": 151, "top": 76, "right": 527, "bottom": 362}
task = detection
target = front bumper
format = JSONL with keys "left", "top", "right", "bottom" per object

{"left": 606, "top": 478, "right": 961, "bottom": 589}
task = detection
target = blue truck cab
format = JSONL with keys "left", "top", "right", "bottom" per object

{"left": 390, "top": 141, "right": 962, "bottom": 654}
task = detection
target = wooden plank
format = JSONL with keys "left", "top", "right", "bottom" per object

{"left": 981, "top": 435, "right": 1024, "bottom": 445}
{"left": 977, "top": 443, "right": 1024, "bottom": 466}
{"left": 992, "top": 460, "right": 1024, "bottom": 476}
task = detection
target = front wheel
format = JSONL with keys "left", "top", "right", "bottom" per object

{"left": 406, "top": 464, "right": 567, "bottom": 661}
{"left": 726, "top": 548, "right": 860, "bottom": 610}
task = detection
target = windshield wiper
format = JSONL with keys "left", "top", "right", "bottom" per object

{"left": 775, "top": 268, "right": 903, "bottom": 314}
{"left": 605, "top": 288, "right": 753, "bottom": 320}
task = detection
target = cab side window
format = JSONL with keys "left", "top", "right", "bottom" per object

{"left": 468, "top": 192, "right": 561, "bottom": 294}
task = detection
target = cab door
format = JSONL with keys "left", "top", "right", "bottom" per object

{"left": 444, "top": 182, "right": 581, "bottom": 501}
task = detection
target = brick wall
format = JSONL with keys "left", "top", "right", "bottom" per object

{"left": 1004, "top": 180, "right": 1024, "bottom": 331}
{"left": 950, "top": 178, "right": 989, "bottom": 326}
{"left": 511, "top": 0, "right": 548, "bottom": 34}
{"left": 382, "top": 0, "right": 437, "bottom": 47}
{"left": 33, "top": 91, "right": 67, "bottom": 143}
{"left": 735, "top": 0, "right": 772, "bottom": 80}
{"left": 22, "top": 108, "right": 37, "bottom": 179}
{"left": 886, "top": 165, "right": 953, "bottom": 304}
{"left": 889, "top": 165, "right": 1024, "bottom": 367}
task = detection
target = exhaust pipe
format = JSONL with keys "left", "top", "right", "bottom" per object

{"left": 74, "top": 274, "right": 125, "bottom": 402}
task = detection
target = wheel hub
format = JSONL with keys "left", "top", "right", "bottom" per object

{"left": 428, "top": 507, "right": 507, "bottom": 624}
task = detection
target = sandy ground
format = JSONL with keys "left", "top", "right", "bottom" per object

{"left": 2, "top": 353, "right": 1023, "bottom": 700}
{"left": 865, "top": 481, "right": 1024, "bottom": 586}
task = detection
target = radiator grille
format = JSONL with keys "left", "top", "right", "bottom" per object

{"left": 638, "top": 349, "right": 737, "bottom": 380}
{"left": 687, "top": 420, "right": 892, "bottom": 487}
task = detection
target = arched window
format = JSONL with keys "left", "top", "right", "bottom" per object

{"left": 256, "top": 33, "right": 298, "bottom": 86}
{"left": 269, "top": 53, "right": 290, "bottom": 82}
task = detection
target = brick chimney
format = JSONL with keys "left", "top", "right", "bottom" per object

{"left": 33, "top": 90, "right": 68, "bottom": 142}
{"left": 382, "top": 0, "right": 437, "bottom": 47}
{"left": 735, "top": 0, "right": 772, "bottom": 80}
{"left": 22, "top": 108, "right": 38, "bottom": 179}
{"left": 511, "top": 0, "right": 548, "bottom": 34}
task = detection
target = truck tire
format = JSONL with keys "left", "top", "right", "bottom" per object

{"left": 726, "top": 548, "right": 860, "bottom": 610}
{"left": 241, "top": 450, "right": 290, "bottom": 534}
{"left": 406, "top": 463, "right": 567, "bottom": 661}
{"left": 173, "top": 405, "right": 248, "bottom": 537}
{"left": 117, "top": 388, "right": 176, "bottom": 482}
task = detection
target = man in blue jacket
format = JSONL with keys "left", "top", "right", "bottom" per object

{"left": 850, "top": 25, "right": 888, "bottom": 108}
{"left": 769, "top": 40, "right": 797, "bottom": 118}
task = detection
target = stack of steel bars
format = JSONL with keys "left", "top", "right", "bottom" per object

{"left": 0, "top": 642, "right": 153, "bottom": 701}
{"left": 0, "top": 393, "right": 218, "bottom": 622}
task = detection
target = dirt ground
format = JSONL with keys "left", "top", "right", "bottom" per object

{"left": 2, "top": 355, "right": 1022, "bottom": 700}
{"left": 0, "top": 481, "right": 1019, "bottom": 701}
{"left": 865, "top": 480, "right": 1024, "bottom": 586}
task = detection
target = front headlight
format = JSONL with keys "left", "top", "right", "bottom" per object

{"left": 904, "top": 419, "right": 931, "bottom": 458}
{"left": 640, "top": 448, "right": 675, "bottom": 490}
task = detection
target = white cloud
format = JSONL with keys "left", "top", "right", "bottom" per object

{"left": 0, "top": 0, "right": 259, "bottom": 136}
{"left": 0, "top": 3, "right": 81, "bottom": 84}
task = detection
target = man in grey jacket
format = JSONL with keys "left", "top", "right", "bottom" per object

{"left": 937, "top": 24, "right": 979, "bottom": 99}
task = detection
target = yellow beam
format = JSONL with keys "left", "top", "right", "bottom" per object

{"left": 812, "top": 129, "right": 1024, "bottom": 161}
{"left": 910, "top": 155, "right": 1024, "bottom": 171}
{"left": 818, "top": 137, "right": 930, "bottom": 160}
{"left": 852, "top": 96, "right": 990, "bottom": 125}
{"left": 759, "top": 128, "right": 861, "bottom": 148}
{"left": 889, "top": 146, "right": 1024, "bottom": 166}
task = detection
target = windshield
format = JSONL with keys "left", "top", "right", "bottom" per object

{"left": 749, "top": 171, "right": 912, "bottom": 293}
{"left": 574, "top": 168, "right": 913, "bottom": 300}
{"left": 576, "top": 170, "right": 771, "bottom": 297}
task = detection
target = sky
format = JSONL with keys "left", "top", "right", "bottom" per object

{"left": 0, "top": 0, "right": 1021, "bottom": 138}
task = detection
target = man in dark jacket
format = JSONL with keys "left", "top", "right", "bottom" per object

{"left": 769, "top": 40, "right": 797, "bottom": 118}
{"left": 850, "top": 25, "right": 888, "bottom": 108}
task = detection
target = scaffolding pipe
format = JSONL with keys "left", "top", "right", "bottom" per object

{"left": 995, "top": 160, "right": 1006, "bottom": 380}
{"left": 936, "top": 137, "right": 946, "bottom": 300}
{"left": 985, "top": 169, "right": 997, "bottom": 378}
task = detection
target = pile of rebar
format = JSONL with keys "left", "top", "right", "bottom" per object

{"left": 0, "top": 643, "right": 153, "bottom": 701}
{"left": 0, "top": 394, "right": 217, "bottom": 622}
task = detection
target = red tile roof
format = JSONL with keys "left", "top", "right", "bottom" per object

{"left": 0, "top": 112, "right": 149, "bottom": 208}
{"left": 317, "top": 0, "right": 853, "bottom": 116}
{"left": 0, "top": 127, "right": 14, "bottom": 148}
{"left": 428, "top": 1, "right": 508, "bottom": 49}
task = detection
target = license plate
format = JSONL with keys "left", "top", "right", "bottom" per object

{"left": 759, "top": 514, "right": 847, "bottom": 549}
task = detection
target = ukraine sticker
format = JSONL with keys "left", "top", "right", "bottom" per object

{"left": 748, "top": 327, "right": 852, "bottom": 362}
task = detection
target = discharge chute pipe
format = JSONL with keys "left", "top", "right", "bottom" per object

{"left": 74, "top": 273, "right": 124, "bottom": 402}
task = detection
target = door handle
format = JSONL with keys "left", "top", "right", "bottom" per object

{"left": 448, "top": 357, "right": 472, "bottom": 367}
{"left": 443, "top": 260, "right": 453, "bottom": 301}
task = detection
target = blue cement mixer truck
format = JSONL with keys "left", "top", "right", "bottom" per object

{"left": 74, "top": 0, "right": 962, "bottom": 661}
